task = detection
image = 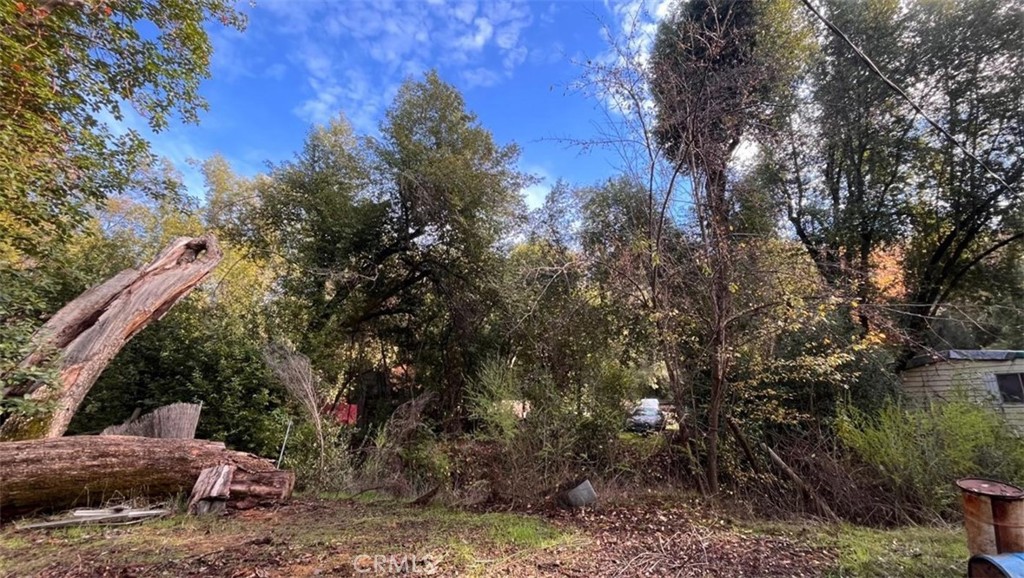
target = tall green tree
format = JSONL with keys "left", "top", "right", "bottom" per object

{"left": 649, "top": 0, "right": 807, "bottom": 493}
{"left": 244, "top": 72, "right": 529, "bottom": 429}
{"left": 763, "top": 0, "right": 1024, "bottom": 357}
{"left": 370, "top": 72, "right": 529, "bottom": 427}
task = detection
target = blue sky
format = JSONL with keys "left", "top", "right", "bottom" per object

{"left": 131, "top": 0, "right": 672, "bottom": 209}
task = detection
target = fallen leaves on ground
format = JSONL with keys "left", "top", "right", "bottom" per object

{"left": 539, "top": 505, "right": 835, "bottom": 577}
{"left": 0, "top": 498, "right": 837, "bottom": 577}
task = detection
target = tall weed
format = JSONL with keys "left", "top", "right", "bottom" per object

{"left": 838, "top": 392, "right": 1024, "bottom": 518}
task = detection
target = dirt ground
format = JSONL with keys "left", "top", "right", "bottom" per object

{"left": 0, "top": 495, "right": 965, "bottom": 577}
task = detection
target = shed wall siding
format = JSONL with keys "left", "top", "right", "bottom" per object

{"left": 900, "top": 359, "right": 1024, "bottom": 430}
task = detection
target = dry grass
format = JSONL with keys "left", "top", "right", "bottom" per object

{"left": 264, "top": 342, "right": 326, "bottom": 468}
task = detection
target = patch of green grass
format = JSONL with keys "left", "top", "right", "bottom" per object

{"left": 443, "top": 539, "right": 477, "bottom": 568}
{"left": 409, "top": 505, "right": 570, "bottom": 548}
{"left": 483, "top": 514, "right": 563, "bottom": 548}
{"left": 0, "top": 534, "right": 29, "bottom": 550}
{"left": 0, "top": 498, "right": 578, "bottom": 577}
{"left": 826, "top": 524, "right": 967, "bottom": 578}
{"left": 740, "top": 520, "right": 967, "bottom": 578}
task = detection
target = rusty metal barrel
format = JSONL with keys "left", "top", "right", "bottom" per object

{"left": 958, "top": 478, "right": 1024, "bottom": 557}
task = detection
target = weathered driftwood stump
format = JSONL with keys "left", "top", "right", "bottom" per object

{"left": 0, "top": 235, "right": 222, "bottom": 441}
{"left": 0, "top": 435, "right": 277, "bottom": 519}
{"left": 102, "top": 402, "right": 203, "bottom": 439}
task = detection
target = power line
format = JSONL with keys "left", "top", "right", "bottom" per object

{"left": 798, "top": 0, "right": 1018, "bottom": 200}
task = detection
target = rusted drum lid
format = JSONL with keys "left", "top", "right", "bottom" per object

{"left": 958, "top": 478, "right": 1024, "bottom": 500}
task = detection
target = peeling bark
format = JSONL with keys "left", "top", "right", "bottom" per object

{"left": 0, "top": 235, "right": 223, "bottom": 440}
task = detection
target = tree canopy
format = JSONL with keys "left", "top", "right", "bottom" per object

{"left": 0, "top": 0, "right": 244, "bottom": 262}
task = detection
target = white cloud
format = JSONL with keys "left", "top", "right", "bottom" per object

{"left": 502, "top": 45, "right": 528, "bottom": 72}
{"left": 528, "top": 42, "right": 564, "bottom": 65}
{"left": 296, "top": 43, "right": 331, "bottom": 81}
{"left": 602, "top": 0, "right": 675, "bottom": 62}
{"left": 457, "top": 17, "right": 495, "bottom": 51}
{"left": 521, "top": 165, "right": 553, "bottom": 209}
{"left": 463, "top": 67, "right": 503, "bottom": 88}
{"left": 540, "top": 2, "right": 559, "bottom": 25}
{"left": 491, "top": 0, "right": 531, "bottom": 49}
{"left": 293, "top": 79, "right": 340, "bottom": 126}
{"left": 249, "top": 0, "right": 535, "bottom": 133}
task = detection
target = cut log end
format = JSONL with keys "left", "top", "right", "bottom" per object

{"left": 189, "top": 466, "right": 295, "bottom": 515}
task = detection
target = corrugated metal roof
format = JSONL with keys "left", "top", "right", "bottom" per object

{"left": 905, "top": 350, "right": 1024, "bottom": 369}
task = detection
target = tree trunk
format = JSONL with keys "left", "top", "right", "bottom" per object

{"left": 0, "top": 435, "right": 277, "bottom": 519}
{"left": 0, "top": 235, "right": 223, "bottom": 440}
{"left": 704, "top": 167, "right": 733, "bottom": 496}
{"left": 706, "top": 358, "right": 725, "bottom": 495}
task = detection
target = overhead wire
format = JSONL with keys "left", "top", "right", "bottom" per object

{"left": 797, "top": 0, "right": 1019, "bottom": 200}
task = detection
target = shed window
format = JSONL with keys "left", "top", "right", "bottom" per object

{"left": 996, "top": 373, "right": 1024, "bottom": 403}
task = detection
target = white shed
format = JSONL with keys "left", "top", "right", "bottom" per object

{"left": 901, "top": 350, "right": 1024, "bottom": 430}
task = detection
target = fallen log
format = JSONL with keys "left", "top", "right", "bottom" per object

{"left": 0, "top": 235, "right": 222, "bottom": 441}
{"left": 0, "top": 435, "right": 278, "bottom": 520}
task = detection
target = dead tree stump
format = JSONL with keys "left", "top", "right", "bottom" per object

{"left": 102, "top": 403, "right": 203, "bottom": 439}
{"left": 0, "top": 235, "right": 223, "bottom": 441}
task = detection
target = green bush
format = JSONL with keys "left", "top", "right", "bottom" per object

{"left": 399, "top": 436, "right": 452, "bottom": 489}
{"left": 466, "top": 359, "right": 521, "bottom": 443}
{"left": 465, "top": 357, "right": 646, "bottom": 499}
{"left": 838, "top": 392, "right": 1024, "bottom": 518}
{"left": 68, "top": 296, "right": 289, "bottom": 456}
{"left": 283, "top": 420, "right": 353, "bottom": 492}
